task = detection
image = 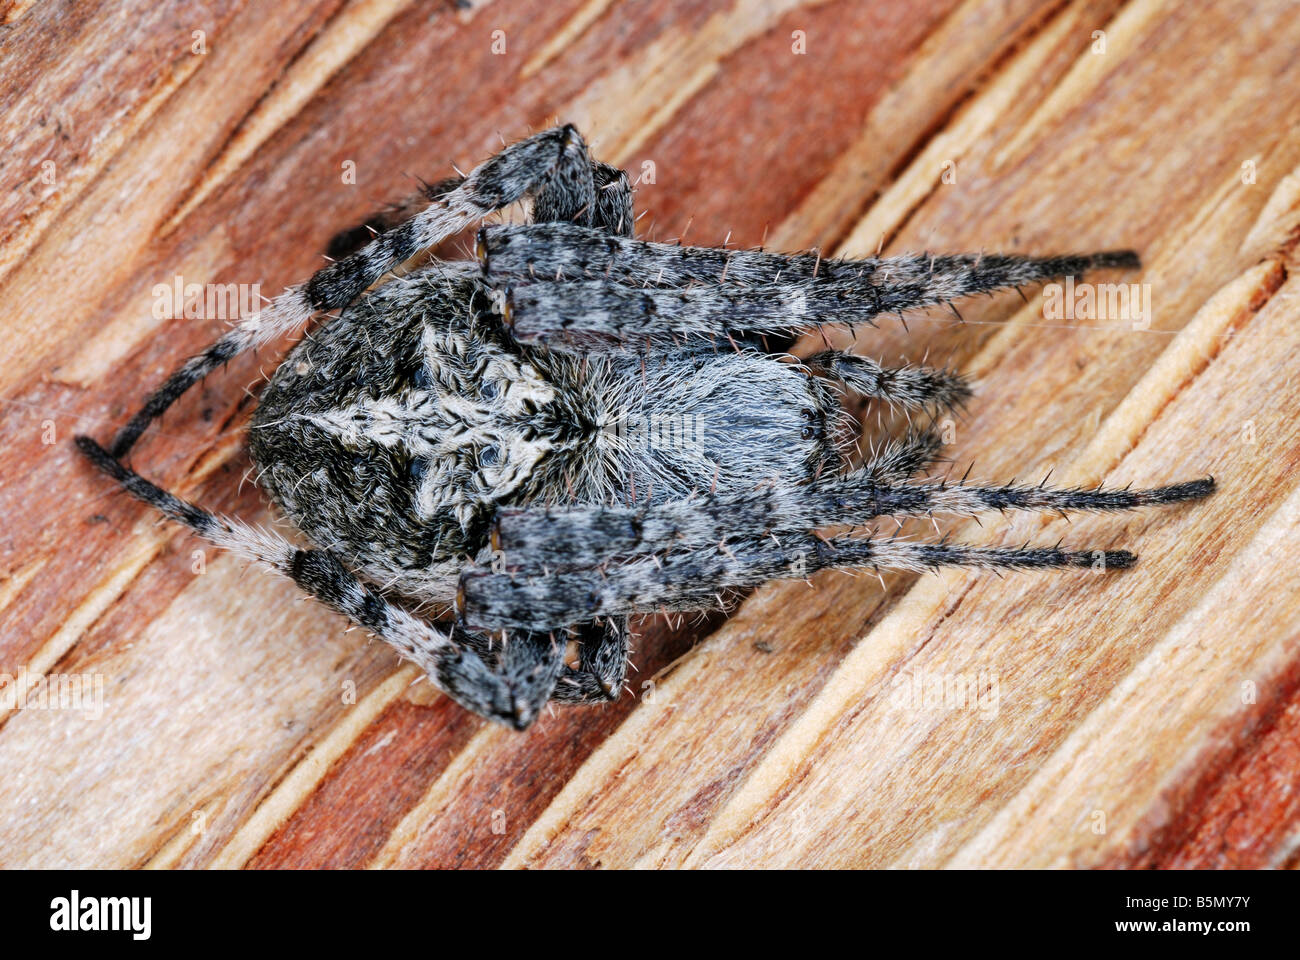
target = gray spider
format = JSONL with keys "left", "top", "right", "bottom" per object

{"left": 77, "top": 125, "right": 1213, "bottom": 730}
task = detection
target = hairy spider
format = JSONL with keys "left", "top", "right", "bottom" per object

{"left": 77, "top": 125, "right": 1213, "bottom": 729}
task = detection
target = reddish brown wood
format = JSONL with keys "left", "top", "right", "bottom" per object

{"left": 1, "top": 0, "right": 1297, "bottom": 869}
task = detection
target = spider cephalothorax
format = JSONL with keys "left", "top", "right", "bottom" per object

{"left": 77, "top": 125, "right": 1213, "bottom": 729}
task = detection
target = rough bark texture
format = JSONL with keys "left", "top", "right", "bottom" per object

{"left": 1, "top": 0, "right": 1298, "bottom": 869}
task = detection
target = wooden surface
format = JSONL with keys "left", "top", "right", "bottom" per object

{"left": 1, "top": 0, "right": 1299, "bottom": 869}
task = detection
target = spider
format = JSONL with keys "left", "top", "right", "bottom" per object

{"left": 77, "top": 125, "right": 1213, "bottom": 730}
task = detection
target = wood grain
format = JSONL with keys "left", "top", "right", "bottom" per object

{"left": 1, "top": 0, "right": 1297, "bottom": 869}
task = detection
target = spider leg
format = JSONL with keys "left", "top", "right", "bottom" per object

{"left": 476, "top": 222, "right": 1137, "bottom": 350}
{"left": 591, "top": 161, "right": 635, "bottom": 237}
{"left": 458, "top": 528, "right": 1146, "bottom": 632}
{"left": 535, "top": 159, "right": 634, "bottom": 237}
{"left": 326, "top": 175, "right": 464, "bottom": 259}
{"left": 106, "top": 125, "right": 598, "bottom": 458}
{"left": 861, "top": 429, "right": 947, "bottom": 483}
{"left": 334, "top": 156, "right": 631, "bottom": 260}
{"left": 74, "top": 437, "right": 563, "bottom": 729}
{"left": 481, "top": 221, "right": 1137, "bottom": 288}
{"left": 549, "top": 616, "right": 630, "bottom": 705}
{"left": 805, "top": 350, "right": 972, "bottom": 414}
{"left": 486, "top": 475, "right": 1214, "bottom": 571}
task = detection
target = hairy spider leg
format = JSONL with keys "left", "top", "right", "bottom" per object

{"left": 460, "top": 526, "right": 1158, "bottom": 632}
{"left": 329, "top": 156, "right": 635, "bottom": 260}
{"left": 803, "top": 350, "right": 972, "bottom": 414}
{"left": 481, "top": 473, "right": 1215, "bottom": 577}
{"left": 477, "top": 221, "right": 1138, "bottom": 347}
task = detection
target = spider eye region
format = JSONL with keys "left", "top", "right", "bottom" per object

{"left": 800, "top": 406, "right": 826, "bottom": 440}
